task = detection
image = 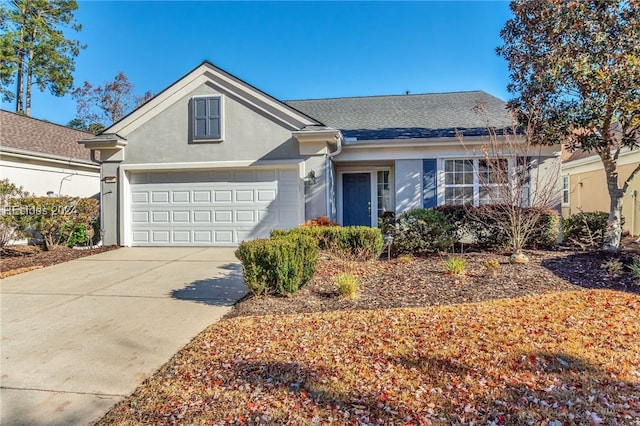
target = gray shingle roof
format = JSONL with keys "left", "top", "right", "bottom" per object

{"left": 286, "top": 91, "right": 514, "bottom": 140}
{"left": 0, "top": 110, "right": 94, "bottom": 161}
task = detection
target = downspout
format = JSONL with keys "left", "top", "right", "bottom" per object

{"left": 90, "top": 150, "right": 106, "bottom": 245}
{"left": 326, "top": 133, "right": 343, "bottom": 221}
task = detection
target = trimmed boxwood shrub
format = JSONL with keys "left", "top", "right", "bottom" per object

{"left": 235, "top": 233, "right": 318, "bottom": 296}
{"left": 392, "top": 208, "right": 456, "bottom": 255}
{"left": 562, "top": 211, "right": 611, "bottom": 249}
{"left": 271, "top": 226, "right": 383, "bottom": 261}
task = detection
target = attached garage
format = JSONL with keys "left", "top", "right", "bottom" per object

{"left": 125, "top": 167, "right": 303, "bottom": 246}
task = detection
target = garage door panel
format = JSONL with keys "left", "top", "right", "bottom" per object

{"left": 172, "top": 191, "right": 190, "bottom": 203}
{"left": 235, "top": 190, "right": 254, "bottom": 202}
{"left": 131, "top": 192, "right": 149, "bottom": 203}
{"left": 193, "top": 191, "right": 211, "bottom": 202}
{"left": 194, "top": 230, "right": 213, "bottom": 243}
{"left": 214, "top": 190, "right": 232, "bottom": 202}
{"left": 151, "top": 211, "right": 170, "bottom": 223}
{"left": 214, "top": 210, "right": 233, "bottom": 222}
{"left": 129, "top": 168, "right": 302, "bottom": 246}
{"left": 235, "top": 210, "right": 255, "bottom": 222}
{"left": 213, "top": 230, "right": 233, "bottom": 243}
{"left": 132, "top": 230, "right": 150, "bottom": 243}
{"left": 132, "top": 211, "right": 149, "bottom": 223}
{"left": 173, "top": 231, "right": 191, "bottom": 243}
{"left": 152, "top": 230, "right": 170, "bottom": 243}
{"left": 150, "top": 191, "right": 169, "bottom": 203}
{"left": 172, "top": 211, "right": 190, "bottom": 223}
{"left": 257, "top": 190, "right": 276, "bottom": 202}
{"left": 193, "top": 211, "right": 212, "bottom": 223}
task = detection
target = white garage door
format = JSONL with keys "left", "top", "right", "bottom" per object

{"left": 128, "top": 168, "right": 302, "bottom": 246}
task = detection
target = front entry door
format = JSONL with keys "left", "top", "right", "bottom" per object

{"left": 343, "top": 173, "right": 371, "bottom": 226}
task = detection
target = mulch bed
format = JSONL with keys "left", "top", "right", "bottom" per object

{"left": 226, "top": 244, "right": 640, "bottom": 319}
{"left": 0, "top": 245, "right": 119, "bottom": 277}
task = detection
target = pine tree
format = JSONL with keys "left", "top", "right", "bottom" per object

{"left": 0, "top": 0, "right": 83, "bottom": 115}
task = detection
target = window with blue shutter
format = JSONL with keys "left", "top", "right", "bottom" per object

{"left": 193, "top": 96, "right": 221, "bottom": 140}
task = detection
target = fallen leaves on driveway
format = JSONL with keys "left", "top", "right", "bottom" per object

{"left": 98, "top": 290, "right": 640, "bottom": 425}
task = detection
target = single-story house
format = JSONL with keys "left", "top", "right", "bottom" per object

{"left": 562, "top": 148, "right": 640, "bottom": 236}
{"left": 79, "top": 61, "right": 561, "bottom": 247}
{"left": 0, "top": 110, "right": 99, "bottom": 197}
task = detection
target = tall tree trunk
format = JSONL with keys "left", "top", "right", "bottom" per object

{"left": 15, "top": 54, "right": 24, "bottom": 113}
{"left": 14, "top": 5, "right": 26, "bottom": 114}
{"left": 601, "top": 153, "right": 623, "bottom": 252}
{"left": 24, "top": 10, "right": 41, "bottom": 117}
{"left": 25, "top": 48, "right": 33, "bottom": 116}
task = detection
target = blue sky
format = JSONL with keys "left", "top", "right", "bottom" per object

{"left": 5, "top": 1, "right": 513, "bottom": 126}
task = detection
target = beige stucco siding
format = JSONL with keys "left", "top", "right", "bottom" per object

{"left": 0, "top": 156, "right": 99, "bottom": 197}
{"left": 122, "top": 84, "right": 300, "bottom": 165}
{"left": 563, "top": 152, "right": 640, "bottom": 236}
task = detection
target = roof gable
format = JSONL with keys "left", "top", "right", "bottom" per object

{"left": 0, "top": 110, "right": 94, "bottom": 161}
{"left": 105, "top": 61, "right": 322, "bottom": 136}
{"left": 286, "top": 91, "right": 514, "bottom": 140}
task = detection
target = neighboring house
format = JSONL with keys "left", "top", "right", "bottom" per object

{"left": 79, "top": 61, "right": 561, "bottom": 247}
{"left": 561, "top": 148, "right": 640, "bottom": 236}
{"left": 0, "top": 110, "right": 99, "bottom": 197}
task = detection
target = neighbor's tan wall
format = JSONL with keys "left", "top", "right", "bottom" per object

{"left": 564, "top": 162, "right": 640, "bottom": 236}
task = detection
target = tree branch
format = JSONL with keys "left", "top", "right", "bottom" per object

{"left": 621, "top": 162, "right": 640, "bottom": 195}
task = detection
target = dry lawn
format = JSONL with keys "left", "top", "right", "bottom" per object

{"left": 99, "top": 289, "right": 640, "bottom": 425}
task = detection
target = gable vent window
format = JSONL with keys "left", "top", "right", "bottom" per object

{"left": 193, "top": 96, "right": 222, "bottom": 140}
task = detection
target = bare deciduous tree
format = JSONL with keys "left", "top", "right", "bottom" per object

{"left": 459, "top": 106, "right": 561, "bottom": 260}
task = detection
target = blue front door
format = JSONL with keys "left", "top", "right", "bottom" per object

{"left": 343, "top": 173, "right": 371, "bottom": 226}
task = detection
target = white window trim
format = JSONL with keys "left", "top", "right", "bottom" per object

{"left": 439, "top": 158, "right": 514, "bottom": 207}
{"left": 192, "top": 94, "right": 225, "bottom": 142}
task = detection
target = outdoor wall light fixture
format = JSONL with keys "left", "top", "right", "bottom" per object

{"left": 306, "top": 170, "right": 317, "bottom": 185}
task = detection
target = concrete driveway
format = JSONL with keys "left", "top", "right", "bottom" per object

{"left": 0, "top": 247, "right": 247, "bottom": 426}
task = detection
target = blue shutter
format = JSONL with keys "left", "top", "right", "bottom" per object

{"left": 194, "top": 98, "right": 208, "bottom": 139}
{"left": 193, "top": 97, "right": 222, "bottom": 139}
{"left": 423, "top": 159, "right": 437, "bottom": 209}
{"left": 208, "top": 97, "right": 221, "bottom": 139}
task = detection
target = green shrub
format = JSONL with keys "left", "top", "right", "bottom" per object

{"left": 59, "top": 219, "right": 100, "bottom": 247}
{"left": 0, "top": 179, "right": 29, "bottom": 248}
{"left": 527, "top": 208, "right": 560, "bottom": 249}
{"left": 235, "top": 233, "right": 318, "bottom": 296}
{"left": 433, "top": 205, "right": 469, "bottom": 242}
{"left": 60, "top": 223, "right": 90, "bottom": 247}
{"left": 562, "top": 211, "right": 611, "bottom": 249}
{"left": 336, "top": 273, "right": 360, "bottom": 299}
{"left": 392, "top": 208, "right": 456, "bottom": 255}
{"left": 378, "top": 211, "right": 396, "bottom": 235}
{"left": 434, "top": 204, "right": 559, "bottom": 251}
{"left": 8, "top": 197, "right": 99, "bottom": 250}
{"left": 273, "top": 226, "right": 383, "bottom": 261}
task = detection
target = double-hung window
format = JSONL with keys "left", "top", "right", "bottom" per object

{"left": 562, "top": 175, "right": 570, "bottom": 205}
{"left": 193, "top": 96, "right": 222, "bottom": 141}
{"left": 444, "top": 159, "right": 475, "bottom": 205}
{"left": 444, "top": 158, "right": 510, "bottom": 206}
{"left": 377, "top": 170, "right": 391, "bottom": 217}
